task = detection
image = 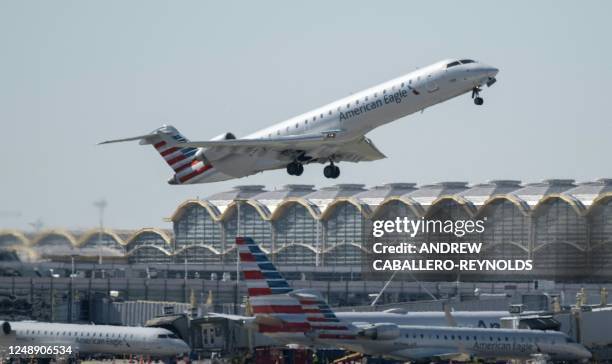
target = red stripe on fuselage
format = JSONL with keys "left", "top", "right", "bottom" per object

{"left": 154, "top": 141, "right": 166, "bottom": 149}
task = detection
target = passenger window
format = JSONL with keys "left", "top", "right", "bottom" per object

{"left": 295, "top": 123, "right": 298, "bottom": 129}
{"left": 383, "top": 90, "right": 386, "bottom": 94}
{"left": 365, "top": 96, "right": 368, "bottom": 101}
{"left": 356, "top": 100, "right": 359, "bottom": 105}
{"left": 328, "top": 110, "right": 331, "bottom": 115}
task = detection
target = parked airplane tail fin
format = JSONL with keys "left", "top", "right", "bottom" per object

{"left": 236, "top": 237, "right": 293, "bottom": 297}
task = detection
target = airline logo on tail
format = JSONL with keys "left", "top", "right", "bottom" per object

{"left": 237, "top": 237, "right": 292, "bottom": 296}
{"left": 150, "top": 126, "right": 213, "bottom": 184}
{"left": 236, "top": 236, "right": 356, "bottom": 339}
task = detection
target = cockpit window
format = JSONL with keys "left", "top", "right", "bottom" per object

{"left": 158, "top": 334, "right": 168, "bottom": 338}
{"left": 446, "top": 61, "right": 461, "bottom": 68}
{"left": 460, "top": 59, "right": 475, "bottom": 64}
{"left": 168, "top": 334, "right": 179, "bottom": 339}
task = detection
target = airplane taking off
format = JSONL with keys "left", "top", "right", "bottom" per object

{"left": 0, "top": 321, "right": 190, "bottom": 358}
{"left": 100, "top": 59, "right": 498, "bottom": 184}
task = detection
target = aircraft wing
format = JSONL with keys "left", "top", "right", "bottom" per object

{"left": 180, "top": 132, "right": 385, "bottom": 164}
{"left": 207, "top": 313, "right": 288, "bottom": 328}
{"left": 178, "top": 131, "right": 340, "bottom": 149}
{"left": 332, "top": 136, "right": 386, "bottom": 162}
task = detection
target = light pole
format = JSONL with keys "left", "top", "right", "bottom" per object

{"left": 93, "top": 199, "right": 107, "bottom": 267}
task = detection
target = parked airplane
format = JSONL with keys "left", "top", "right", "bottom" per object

{"left": 0, "top": 321, "right": 190, "bottom": 358}
{"left": 233, "top": 238, "right": 591, "bottom": 361}
{"left": 100, "top": 58, "right": 498, "bottom": 184}
{"left": 279, "top": 290, "right": 591, "bottom": 362}
{"left": 236, "top": 237, "right": 510, "bottom": 329}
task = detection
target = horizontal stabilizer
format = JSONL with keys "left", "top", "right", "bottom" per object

{"left": 98, "top": 134, "right": 157, "bottom": 145}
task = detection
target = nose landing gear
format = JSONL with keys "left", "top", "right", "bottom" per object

{"left": 472, "top": 87, "right": 484, "bottom": 105}
{"left": 286, "top": 162, "right": 304, "bottom": 176}
{"left": 323, "top": 163, "right": 340, "bottom": 179}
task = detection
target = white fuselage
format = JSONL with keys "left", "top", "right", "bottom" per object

{"left": 326, "top": 325, "right": 591, "bottom": 362}
{"left": 335, "top": 310, "right": 507, "bottom": 329}
{"left": 194, "top": 58, "right": 498, "bottom": 183}
{"left": 0, "top": 321, "right": 190, "bottom": 358}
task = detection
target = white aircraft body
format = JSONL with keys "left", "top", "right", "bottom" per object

{"left": 323, "top": 321, "right": 591, "bottom": 362}
{"left": 335, "top": 310, "right": 507, "bottom": 329}
{"left": 100, "top": 59, "right": 498, "bottom": 184}
{"left": 0, "top": 321, "right": 190, "bottom": 358}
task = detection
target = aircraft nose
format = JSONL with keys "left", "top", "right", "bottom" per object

{"left": 479, "top": 65, "right": 498, "bottom": 78}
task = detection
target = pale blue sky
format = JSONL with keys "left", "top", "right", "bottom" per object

{"left": 1, "top": 1, "right": 610, "bottom": 230}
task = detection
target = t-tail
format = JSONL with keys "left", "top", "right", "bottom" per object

{"left": 99, "top": 125, "right": 213, "bottom": 184}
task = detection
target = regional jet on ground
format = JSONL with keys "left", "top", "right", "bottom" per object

{"left": 0, "top": 321, "right": 190, "bottom": 358}
{"left": 100, "top": 59, "right": 498, "bottom": 184}
{"left": 233, "top": 237, "right": 510, "bottom": 330}
{"left": 231, "top": 238, "right": 591, "bottom": 362}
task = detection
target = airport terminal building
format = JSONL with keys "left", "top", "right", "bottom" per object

{"left": 2, "top": 178, "right": 612, "bottom": 281}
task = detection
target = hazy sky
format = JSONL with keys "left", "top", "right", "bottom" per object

{"left": 1, "top": 1, "right": 611, "bottom": 231}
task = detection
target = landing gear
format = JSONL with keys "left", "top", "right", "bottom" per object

{"left": 323, "top": 163, "right": 340, "bottom": 179}
{"left": 472, "top": 87, "right": 484, "bottom": 105}
{"left": 286, "top": 162, "right": 304, "bottom": 176}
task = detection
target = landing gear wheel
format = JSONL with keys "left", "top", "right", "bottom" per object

{"left": 323, "top": 165, "right": 334, "bottom": 178}
{"left": 471, "top": 87, "right": 483, "bottom": 105}
{"left": 324, "top": 164, "right": 340, "bottom": 179}
{"left": 287, "top": 162, "right": 303, "bottom": 176}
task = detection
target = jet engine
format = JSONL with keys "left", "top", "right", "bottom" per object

{"left": 2, "top": 321, "right": 11, "bottom": 335}
{"left": 210, "top": 132, "right": 236, "bottom": 141}
{"left": 358, "top": 323, "right": 400, "bottom": 340}
{"left": 194, "top": 132, "right": 237, "bottom": 163}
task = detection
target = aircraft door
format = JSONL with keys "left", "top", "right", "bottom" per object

{"left": 426, "top": 73, "right": 439, "bottom": 93}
